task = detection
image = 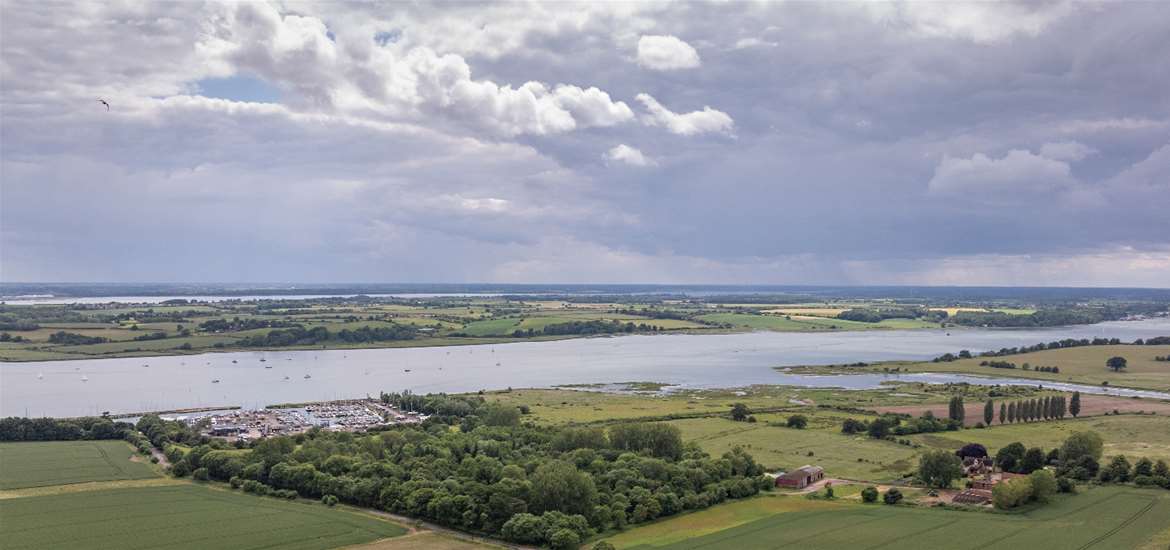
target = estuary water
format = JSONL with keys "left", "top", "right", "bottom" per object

{"left": 3, "top": 318, "right": 1169, "bottom": 417}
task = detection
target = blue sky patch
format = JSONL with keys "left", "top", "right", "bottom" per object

{"left": 195, "top": 75, "right": 282, "bottom": 103}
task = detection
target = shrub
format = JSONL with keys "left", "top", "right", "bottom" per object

{"left": 1056, "top": 477, "right": 1076, "bottom": 494}
{"left": 592, "top": 542, "right": 616, "bottom": 550}
{"left": 786, "top": 415, "right": 808, "bottom": 429}
{"left": 861, "top": 486, "right": 878, "bottom": 503}
{"left": 883, "top": 488, "right": 903, "bottom": 505}
{"left": 1030, "top": 470, "right": 1057, "bottom": 502}
{"left": 192, "top": 467, "right": 210, "bottom": 481}
{"left": 992, "top": 477, "right": 1033, "bottom": 509}
{"left": 549, "top": 528, "right": 580, "bottom": 550}
{"left": 229, "top": 476, "right": 243, "bottom": 489}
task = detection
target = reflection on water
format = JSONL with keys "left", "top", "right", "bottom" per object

{"left": 3, "top": 318, "right": 1169, "bottom": 417}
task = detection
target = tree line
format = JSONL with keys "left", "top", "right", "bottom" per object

{"left": 237, "top": 324, "right": 418, "bottom": 347}
{"left": 165, "top": 396, "right": 771, "bottom": 549}
{"left": 930, "top": 336, "right": 1167, "bottom": 363}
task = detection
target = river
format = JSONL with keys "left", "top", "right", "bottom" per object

{"left": 3, "top": 318, "right": 1169, "bottom": 417}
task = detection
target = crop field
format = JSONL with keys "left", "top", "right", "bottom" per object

{"left": 608, "top": 486, "right": 1170, "bottom": 550}
{"left": 0, "top": 484, "right": 406, "bottom": 550}
{"left": 0, "top": 441, "right": 157, "bottom": 490}
{"left": 666, "top": 416, "right": 920, "bottom": 481}
{"left": 889, "top": 345, "right": 1170, "bottom": 391}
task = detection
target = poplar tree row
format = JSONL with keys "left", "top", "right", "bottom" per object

{"left": 985, "top": 392, "right": 1081, "bottom": 425}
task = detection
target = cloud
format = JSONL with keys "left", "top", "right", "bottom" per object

{"left": 733, "top": 37, "right": 778, "bottom": 49}
{"left": 636, "top": 35, "right": 701, "bottom": 70}
{"left": 635, "top": 93, "right": 734, "bottom": 136}
{"left": 1106, "top": 144, "right": 1170, "bottom": 191}
{"left": 928, "top": 149, "right": 1072, "bottom": 195}
{"left": 3, "top": 1, "right": 1170, "bottom": 286}
{"left": 196, "top": 2, "right": 634, "bottom": 137}
{"left": 855, "top": 1, "right": 1079, "bottom": 44}
{"left": 605, "top": 144, "right": 656, "bottom": 167}
{"left": 1038, "top": 141, "right": 1097, "bottom": 162}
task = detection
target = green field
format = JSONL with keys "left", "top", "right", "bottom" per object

{"left": 887, "top": 345, "right": 1170, "bottom": 392}
{"left": 667, "top": 415, "right": 920, "bottom": 481}
{"left": 608, "top": 487, "right": 1170, "bottom": 550}
{"left": 910, "top": 414, "right": 1170, "bottom": 464}
{"left": 0, "top": 441, "right": 157, "bottom": 490}
{"left": 0, "top": 484, "right": 406, "bottom": 550}
{"left": 697, "top": 313, "right": 937, "bottom": 331}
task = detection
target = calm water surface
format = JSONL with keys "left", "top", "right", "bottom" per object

{"left": 3, "top": 318, "right": 1169, "bottom": 417}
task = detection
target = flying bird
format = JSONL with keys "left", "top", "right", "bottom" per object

{"left": 97, "top": 98, "right": 110, "bottom": 111}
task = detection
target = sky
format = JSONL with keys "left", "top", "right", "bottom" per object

{"left": 1, "top": 1, "right": 1168, "bottom": 287}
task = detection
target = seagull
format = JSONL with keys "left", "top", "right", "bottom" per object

{"left": 97, "top": 98, "right": 110, "bottom": 111}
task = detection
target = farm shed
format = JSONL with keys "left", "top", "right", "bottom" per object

{"left": 775, "top": 465, "right": 824, "bottom": 489}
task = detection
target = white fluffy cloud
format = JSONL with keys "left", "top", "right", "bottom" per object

{"left": 636, "top": 35, "right": 701, "bottom": 70}
{"left": 928, "top": 149, "right": 1072, "bottom": 195}
{"left": 635, "top": 93, "right": 733, "bottom": 136}
{"left": 605, "top": 144, "right": 656, "bottom": 167}
{"left": 195, "top": 2, "right": 635, "bottom": 137}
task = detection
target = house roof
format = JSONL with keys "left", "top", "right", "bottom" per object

{"left": 778, "top": 465, "right": 823, "bottom": 480}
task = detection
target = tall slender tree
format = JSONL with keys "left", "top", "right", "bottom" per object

{"left": 999, "top": 402, "right": 1007, "bottom": 425}
{"left": 1070, "top": 392, "right": 1081, "bottom": 418}
{"left": 1007, "top": 402, "right": 1016, "bottom": 423}
{"left": 984, "top": 400, "right": 994, "bottom": 426}
{"left": 948, "top": 396, "right": 965, "bottom": 423}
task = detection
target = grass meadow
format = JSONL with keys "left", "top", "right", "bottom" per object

{"left": 892, "top": 344, "right": 1170, "bottom": 391}
{"left": 0, "top": 441, "right": 157, "bottom": 490}
{"left": 667, "top": 415, "right": 920, "bottom": 481}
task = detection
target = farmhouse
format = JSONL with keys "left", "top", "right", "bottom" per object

{"left": 775, "top": 465, "right": 824, "bottom": 489}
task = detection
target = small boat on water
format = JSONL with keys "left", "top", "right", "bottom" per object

{"left": 304, "top": 374, "right": 312, "bottom": 379}
{"left": 265, "top": 365, "right": 273, "bottom": 369}
{"left": 404, "top": 369, "right": 411, "bottom": 372}
{"left": 232, "top": 360, "right": 237, "bottom": 364}
{"left": 212, "top": 379, "right": 220, "bottom": 384}
{"left": 81, "top": 375, "right": 88, "bottom": 382}
{"left": 260, "top": 358, "right": 267, "bottom": 362}
{"left": 283, "top": 376, "right": 290, "bottom": 380}
{"left": 37, "top": 373, "right": 43, "bottom": 380}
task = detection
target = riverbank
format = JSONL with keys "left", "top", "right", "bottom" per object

{"left": 5, "top": 319, "right": 1170, "bottom": 417}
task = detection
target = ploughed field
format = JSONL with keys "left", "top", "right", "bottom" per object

{"left": 610, "top": 486, "right": 1170, "bottom": 550}
{"left": 0, "top": 485, "right": 406, "bottom": 550}
{"left": 0, "top": 440, "right": 156, "bottom": 489}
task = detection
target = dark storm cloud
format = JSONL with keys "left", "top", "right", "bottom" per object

{"left": 1, "top": 1, "right": 1167, "bottom": 285}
